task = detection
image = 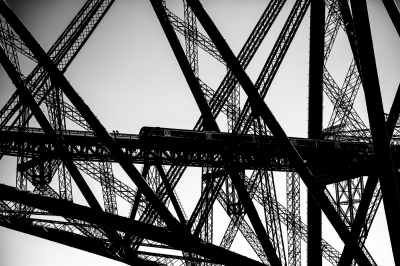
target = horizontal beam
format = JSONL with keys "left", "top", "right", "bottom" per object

{"left": 0, "top": 184, "right": 265, "bottom": 266}
{"left": 0, "top": 127, "right": 381, "bottom": 174}
{"left": 0, "top": 219, "right": 119, "bottom": 262}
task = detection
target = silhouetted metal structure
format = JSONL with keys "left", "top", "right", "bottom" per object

{"left": 0, "top": 0, "right": 400, "bottom": 265}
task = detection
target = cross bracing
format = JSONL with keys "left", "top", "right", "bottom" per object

{"left": 1, "top": 0, "right": 400, "bottom": 265}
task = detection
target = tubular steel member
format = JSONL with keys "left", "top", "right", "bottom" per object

{"left": 0, "top": 0, "right": 183, "bottom": 233}
{"left": 145, "top": 1, "right": 289, "bottom": 263}
{"left": 339, "top": 41, "right": 400, "bottom": 266}
{"left": 234, "top": 0, "right": 310, "bottom": 135}
{"left": 186, "top": 0, "right": 372, "bottom": 265}
{"left": 152, "top": 2, "right": 280, "bottom": 263}
{"left": 2, "top": 1, "right": 400, "bottom": 265}
{"left": 0, "top": 47, "right": 136, "bottom": 263}
{"left": 350, "top": 1, "right": 400, "bottom": 265}
{"left": 381, "top": 0, "right": 400, "bottom": 38}
{"left": 0, "top": 0, "right": 115, "bottom": 132}
{"left": 338, "top": 175, "right": 378, "bottom": 266}
{"left": 0, "top": 0, "right": 116, "bottom": 216}
{"left": 0, "top": 183, "right": 266, "bottom": 266}
{"left": 130, "top": 0, "right": 289, "bottom": 255}
{"left": 0, "top": 46, "right": 104, "bottom": 216}
{"left": 307, "top": 0, "right": 325, "bottom": 265}
{"left": 387, "top": 83, "right": 400, "bottom": 136}
{"left": 151, "top": 0, "right": 219, "bottom": 132}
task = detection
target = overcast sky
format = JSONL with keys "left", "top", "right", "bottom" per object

{"left": 1, "top": 0, "right": 400, "bottom": 265}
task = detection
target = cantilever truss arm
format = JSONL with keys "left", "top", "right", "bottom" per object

{"left": 0, "top": 45, "right": 124, "bottom": 246}
{"left": 0, "top": 46, "right": 103, "bottom": 213}
{"left": 342, "top": 1, "right": 400, "bottom": 264}
{"left": 338, "top": 0, "right": 361, "bottom": 73}
{"left": 0, "top": 184, "right": 266, "bottom": 266}
{"left": 187, "top": 0, "right": 372, "bottom": 265}
{"left": 151, "top": 0, "right": 219, "bottom": 132}
{"left": 340, "top": 82, "right": 400, "bottom": 265}
{"left": 0, "top": 218, "right": 120, "bottom": 262}
{"left": 155, "top": 162, "right": 187, "bottom": 224}
{"left": 0, "top": 0, "right": 182, "bottom": 232}
{"left": 226, "top": 167, "right": 282, "bottom": 266}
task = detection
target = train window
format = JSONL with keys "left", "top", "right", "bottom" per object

{"left": 334, "top": 142, "right": 340, "bottom": 149}
{"left": 206, "top": 132, "right": 212, "bottom": 140}
{"left": 164, "top": 129, "right": 171, "bottom": 137}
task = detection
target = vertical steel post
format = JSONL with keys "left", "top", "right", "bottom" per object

{"left": 307, "top": 0, "right": 325, "bottom": 265}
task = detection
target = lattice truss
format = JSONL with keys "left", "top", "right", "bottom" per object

{"left": 0, "top": 0, "right": 400, "bottom": 265}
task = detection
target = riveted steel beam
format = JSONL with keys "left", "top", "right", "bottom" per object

{"left": 187, "top": 1, "right": 372, "bottom": 265}
{"left": 150, "top": 0, "right": 219, "bottom": 132}
{"left": 307, "top": 0, "right": 325, "bottom": 264}
{"left": 350, "top": 1, "right": 400, "bottom": 264}
{"left": 0, "top": 0, "right": 182, "bottom": 232}
{"left": 0, "top": 184, "right": 266, "bottom": 266}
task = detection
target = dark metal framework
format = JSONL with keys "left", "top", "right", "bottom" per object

{"left": 0, "top": 0, "right": 400, "bottom": 265}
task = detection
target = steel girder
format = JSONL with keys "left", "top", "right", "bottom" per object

{"left": 0, "top": 183, "right": 266, "bottom": 266}
{"left": 0, "top": 127, "right": 385, "bottom": 175}
{"left": 0, "top": 0, "right": 183, "bottom": 232}
{"left": 186, "top": 0, "right": 372, "bottom": 265}
{"left": 1, "top": 0, "right": 400, "bottom": 265}
{"left": 307, "top": 1, "right": 325, "bottom": 265}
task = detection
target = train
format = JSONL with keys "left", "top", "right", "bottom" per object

{"left": 139, "top": 126, "right": 373, "bottom": 152}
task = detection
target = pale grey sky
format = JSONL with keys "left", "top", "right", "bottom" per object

{"left": 1, "top": 0, "right": 400, "bottom": 265}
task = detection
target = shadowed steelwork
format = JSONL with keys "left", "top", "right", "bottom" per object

{"left": 0, "top": 0, "right": 399, "bottom": 265}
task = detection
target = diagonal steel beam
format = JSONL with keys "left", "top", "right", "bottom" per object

{"left": 350, "top": 1, "right": 400, "bottom": 264}
{"left": 381, "top": 0, "right": 400, "bottom": 38}
{"left": 129, "top": 163, "right": 150, "bottom": 221}
{"left": 132, "top": 0, "right": 288, "bottom": 251}
{"left": 151, "top": 0, "right": 219, "bottom": 132}
{"left": 0, "top": 46, "right": 127, "bottom": 249}
{"left": 0, "top": 184, "right": 265, "bottom": 266}
{"left": 153, "top": 1, "right": 284, "bottom": 260}
{"left": 153, "top": 2, "right": 288, "bottom": 262}
{"left": 226, "top": 169, "right": 281, "bottom": 266}
{"left": 338, "top": 175, "right": 378, "bottom": 266}
{"left": 0, "top": 0, "right": 182, "bottom": 232}
{"left": 339, "top": 84, "right": 400, "bottom": 265}
{"left": 387, "top": 83, "right": 400, "bottom": 135}
{"left": 0, "top": 46, "right": 103, "bottom": 213}
{"left": 0, "top": 219, "right": 122, "bottom": 263}
{"left": 155, "top": 162, "right": 187, "bottom": 224}
{"left": 337, "top": 0, "right": 360, "bottom": 72}
{"left": 0, "top": 0, "right": 114, "bottom": 131}
{"left": 342, "top": 84, "right": 400, "bottom": 265}
{"left": 187, "top": 1, "right": 372, "bottom": 265}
